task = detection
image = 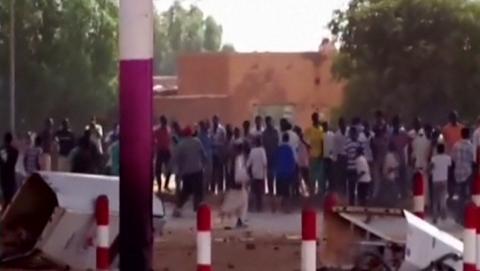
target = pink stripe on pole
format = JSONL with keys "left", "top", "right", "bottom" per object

{"left": 464, "top": 202, "right": 477, "bottom": 271}
{"left": 413, "top": 172, "right": 424, "bottom": 196}
{"left": 412, "top": 172, "right": 425, "bottom": 218}
{"left": 197, "top": 205, "right": 211, "bottom": 232}
{"left": 472, "top": 175, "right": 480, "bottom": 206}
{"left": 96, "top": 195, "right": 110, "bottom": 270}
{"left": 302, "top": 208, "right": 316, "bottom": 241}
{"left": 97, "top": 247, "right": 110, "bottom": 270}
{"left": 197, "top": 265, "right": 212, "bottom": 271}
{"left": 96, "top": 195, "right": 109, "bottom": 226}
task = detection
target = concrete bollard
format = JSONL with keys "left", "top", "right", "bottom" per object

{"left": 301, "top": 208, "right": 316, "bottom": 271}
{"left": 472, "top": 175, "right": 480, "bottom": 207}
{"left": 413, "top": 172, "right": 425, "bottom": 219}
{"left": 464, "top": 202, "right": 477, "bottom": 271}
{"left": 197, "top": 204, "right": 212, "bottom": 271}
{"left": 96, "top": 195, "right": 110, "bottom": 271}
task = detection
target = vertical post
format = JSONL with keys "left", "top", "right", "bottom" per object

{"left": 301, "top": 208, "right": 316, "bottom": 271}
{"left": 197, "top": 204, "right": 212, "bottom": 271}
{"left": 476, "top": 207, "right": 480, "bottom": 271}
{"left": 119, "top": 0, "right": 154, "bottom": 269}
{"left": 9, "top": 0, "right": 15, "bottom": 134}
{"left": 413, "top": 172, "right": 425, "bottom": 219}
{"left": 464, "top": 202, "right": 477, "bottom": 271}
{"left": 473, "top": 175, "right": 480, "bottom": 206}
{"left": 96, "top": 195, "right": 110, "bottom": 271}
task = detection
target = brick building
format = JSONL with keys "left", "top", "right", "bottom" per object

{"left": 154, "top": 50, "right": 344, "bottom": 127}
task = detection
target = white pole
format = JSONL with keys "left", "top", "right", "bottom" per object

{"left": 9, "top": 0, "right": 16, "bottom": 135}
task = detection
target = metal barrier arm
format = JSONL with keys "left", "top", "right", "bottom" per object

{"left": 420, "top": 253, "right": 461, "bottom": 271}
{"left": 353, "top": 251, "right": 393, "bottom": 271}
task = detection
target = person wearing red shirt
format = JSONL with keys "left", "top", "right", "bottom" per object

{"left": 154, "top": 116, "right": 172, "bottom": 192}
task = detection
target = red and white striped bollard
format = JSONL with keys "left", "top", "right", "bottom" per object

{"left": 464, "top": 202, "right": 477, "bottom": 271}
{"left": 302, "top": 207, "right": 316, "bottom": 271}
{"left": 413, "top": 172, "right": 425, "bottom": 219}
{"left": 197, "top": 204, "right": 212, "bottom": 271}
{"left": 476, "top": 207, "right": 480, "bottom": 271}
{"left": 472, "top": 175, "right": 480, "bottom": 207}
{"left": 96, "top": 195, "right": 109, "bottom": 271}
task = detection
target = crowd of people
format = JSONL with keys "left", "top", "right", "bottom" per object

{"left": 1, "top": 110, "right": 480, "bottom": 227}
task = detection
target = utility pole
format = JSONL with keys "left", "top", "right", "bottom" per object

{"left": 9, "top": 0, "right": 16, "bottom": 135}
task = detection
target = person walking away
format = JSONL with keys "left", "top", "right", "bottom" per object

{"left": 198, "top": 121, "right": 213, "bottom": 193}
{"left": 211, "top": 115, "right": 227, "bottom": 194}
{"left": 430, "top": 144, "right": 451, "bottom": 224}
{"left": 110, "top": 139, "right": 120, "bottom": 176}
{"left": 442, "top": 111, "right": 464, "bottom": 198}
{"left": 220, "top": 143, "right": 250, "bottom": 228}
{"left": 23, "top": 136, "right": 43, "bottom": 176}
{"left": 305, "top": 112, "right": 325, "bottom": 197}
{"left": 322, "top": 122, "right": 335, "bottom": 192}
{"left": 275, "top": 133, "right": 296, "bottom": 213}
{"left": 376, "top": 143, "right": 400, "bottom": 207}
{"left": 246, "top": 137, "right": 267, "bottom": 212}
{"left": 356, "top": 147, "right": 372, "bottom": 206}
{"left": 472, "top": 117, "right": 480, "bottom": 169}
{"left": 411, "top": 129, "right": 431, "bottom": 203}
{"left": 333, "top": 117, "right": 348, "bottom": 196}
{"left": 87, "top": 116, "right": 104, "bottom": 155}
{"left": 154, "top": 116, "right": 173, "bottom": 192}
{"left": 263, "top": 116, "right": 279, "bottom": 195}
{"left": 295, "top": 127, "right": 311, "bottom": 196}
{"left": 38, "top": 118, "right": 55, "bottom": 171}
{"left": 451, "top": 128, "right": 475, "bottom": 207}
{"left": 344, "top": 127, "right": 361, "bottom": 205}
{"left": 389, "top": 116, "right": 410, "bottom": 199}
{"left": 0, "top": 133, "right": 19, "bottom": 208}
{"left": 173, "top": 127, "right": 206, "bottom": 217}
{"left": 251, "top": 116, "right": 264, "bottom": 140}
{"left": 280, "top": 118, "right": 300, "bottom": 196}
{"left": 371, "top": 125, "right": 389, "bottom": 200}
{"left": 55, "top": 119, "right": 75, "bottom": 172}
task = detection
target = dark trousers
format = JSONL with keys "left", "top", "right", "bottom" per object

{"left": 267, "top": 160, "right": 276, "bottom": 195}
{"left": 177, "top": 171, "right": 203, "bottom": 211}
{"left": 155, "top": 150, "right": 171, "bottom": 190}
{"left": 211, "top": 155, "right": 225, "bottom": 193}
{"left": 252, "top": 179, "right": 265, "bottom": 211}
{"left": 300, "top": 166, "right": 312, "bottom": 195}
{"left": 357, "top": 182, "right": 371, "bottom": 206}
{"left": 324, "top": 158, "right": 333, "bottom": 192}
{"left": 1, "top": 175, "right": 16, "bottom": 207}
{"left": 334, "top": 155, "right": 347, "bottom": 195}
{"left": 346, "top": 169, "right": 357, "bottom": 205}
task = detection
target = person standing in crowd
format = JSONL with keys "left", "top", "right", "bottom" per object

{"left": 356, "top": 147, "right": 372, "bottom": 206}
{"left": 220, "top": 142, "right": 250, "bottom": 228}
{"left": 0, "top": 133, "right": 19, "bottom": 207}
{"left": 38, "top": 118, "right": 55, "bottom": 171}
{"left": 472, "top": 116, "right": 480, "bottom": 166}
{"left": 247, "top": 137, "right": 267, "bottom": 212}
{"left": 173, "top": 127, "right": 206, "bottom": 217}
{"left": 198, "top": 120, "right": 213, "bottom": 193}
{"left": 442, "top": 111, "right": 464, "bottom": 198}
{"left": 333, "top": 117, "right": 348, "bottom": 195}
{"left": 430, "top": 144, "right": 451, "bottom": 224}
{"left": 262, "top": 116, "right": 279, "bottom": 195}
{"left": 211, "top": 115, "right": 227, "bottom": 194}
{"left": 373, "top": 110, "right": 388, "bottom": 135}
{"left": 371, "top": 124, "right": 389, "bottom": 199}
{"left": 378, "top": 142, "right": 400, "bottom": 207}
{"left": 305, "top": 112, "right": 325, "bottom": 196}
{"left": 251, "top": 115, "right": 264, "bottom": 140}
{"left": 110, "top": 139, "right": 120, "bottom": 176}
{"left": 224, "top": 125, "right": 237, "bottom": 190}
{"left": 280, "top": 118, "right": 300, "bottom": 195}
{"left": 154, "top": 116, "right": 172, "bottom": 192}
{"left": 23, "top": 136, "right": 42, "bottom": 176}
{"left": 451, "top": 128, "right": 475, "bottom": 204}
{"left": 322, "top": 121, "right": 335, "bottom": 192}
{"left": 411, "top": 128, "right": 431, "bottom": 178}
{"left": 70, "top": 130, "right": 101, "bottom": 174}
{"left": 275, "top": 133, "right": 296, "bottom": 213}
{"left": 295, "top": 127, "right": 310, "bottom": 196}
{"left": 87, "top": 116, "right": 104, "bottom": 155}
{"left": 242, "top": 120, "right": 253, "bottom": 147}
{"left": 344, "top": 127, "right": 361, "bottom": 205}
{"left": 55, "top": 119, "right": 76, "bottom": 172}
{"left": 390, "top": 115, "right": 410, "bottom": 199}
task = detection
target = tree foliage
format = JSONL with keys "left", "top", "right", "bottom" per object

{"left": 329, "top": 0, "right": 480, "bottom": 123}
{"left": 154, "top": 1, "right": 224, "bottom": 75}
{"left": 0, "top": 0, "right": 118, "bottom": 133}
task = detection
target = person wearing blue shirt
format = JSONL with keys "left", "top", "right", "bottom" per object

{"left": 275, "top": 133, "right": 296, "bottom": 213}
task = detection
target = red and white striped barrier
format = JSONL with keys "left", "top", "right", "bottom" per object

{"left": 96, "top": 195, "right": 110, "bottom": 271}
{"left": 197, "top": 204, "right": 212, "bottom": 271}
{"left": 464, "top": 202, "right": 477, "bottom": 271}
{"left": 476, "top": 206, "right": 480, "bottom": 271}
{"left": 472, "top": 175, "right": 480, "bottom": 207}
{"left": 301, "top": 208, "right": 316, "bottom": 271}
{"left": 412, "top": 172, "right": 425, "bottom": 219}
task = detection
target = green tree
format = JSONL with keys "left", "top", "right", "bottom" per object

{"left": 153, "top": 1, "right": 224, "bottom": 75}
{"left": 221, "top": 43, "right": 236, "bottom": 53}
{"left": 0, "top": 0, "right": 118, "bottom": 133}
{"left": 329, "top": 0, "right": 480, "bottom": 123}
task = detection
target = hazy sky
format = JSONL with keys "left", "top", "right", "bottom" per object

{"left": 153, "top": 0, "right": 348, "bottom": 52}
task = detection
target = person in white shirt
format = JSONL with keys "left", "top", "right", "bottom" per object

{"left": 247, "top": 138, "right": 267, "bottom": 212}
{"left": 375, "top": 143, "right": 400, "bottom": 207}
{"left": 322, "top": 122, "right": 335, "bottom": 191}
{"left": 473, "top": 117, "right": 480, "bottom": 163}
{"left": 430, "top": 144, "right": 451, "bottom": 223}
{"left": 356, "top": 147, "right": 372, "bottom": 206}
